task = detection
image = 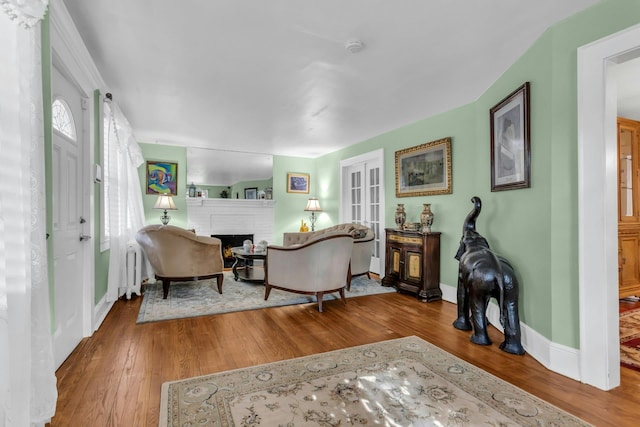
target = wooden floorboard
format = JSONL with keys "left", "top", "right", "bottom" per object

{"left": 48, "top": 287, "right": 640, "bottom": 427}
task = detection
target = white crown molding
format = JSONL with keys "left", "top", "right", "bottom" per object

{"left": 49, "top": 0, "right": 106, "bottom": 94}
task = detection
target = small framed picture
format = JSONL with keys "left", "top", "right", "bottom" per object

{"left": 146, "top": 161, "right": 178, "bottom": 195}
{"left": 395, "top": 137, "right": 452, "bottom": 197}
{"left": 286, "top": 172, "right": 310, "bottom": 194}
{"left": 244, "top": 187, "right": 258, "bottom": 199}
{"left": 490, "top": 82, "right": 530, "bottom": 191}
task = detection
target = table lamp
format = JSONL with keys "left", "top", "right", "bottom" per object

{"left": 304, "top": 197, "right": 322, "bottom": 231}
{"left": 154, "top": 194, "right": 177, "bottom": 225}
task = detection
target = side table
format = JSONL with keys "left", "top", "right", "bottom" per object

{"left": 231, "top": 247, "right": 266, "bottom": 284}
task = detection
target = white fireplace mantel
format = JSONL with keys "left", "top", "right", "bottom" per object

{"left": 186, "top": 198, "right": 275, "bottom": 243}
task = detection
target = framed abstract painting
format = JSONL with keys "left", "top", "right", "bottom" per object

{"left": 146, "top": 161, "right": 178, "bottom": 195}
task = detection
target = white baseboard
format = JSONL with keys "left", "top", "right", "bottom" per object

{"left": 441, "top": 282, "right": 457, "bottom": 304}
{"left": 441, "top": 283, "right": 582, "bottom": 382}
{"left": 93, "top": 294, "right": 114, "bottom": 332}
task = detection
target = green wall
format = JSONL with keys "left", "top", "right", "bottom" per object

{"left": 271, "top": 0, "right": 640, "bottom": 349}
{"left": 314, "top": 103, "right": 478, "bottom": 292}
{"left": 138, "top": 143, "right": 189, "bottom": 228}
{"left": 43, "top": 0, "right": 640, "bottom": 350}
{"left": 272, "top": 157, "right": 318, "bottom": 243}
{"left": 542, "top": 0, "right": 640, "bottom": 347}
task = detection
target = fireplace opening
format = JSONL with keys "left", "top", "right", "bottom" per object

{"left": 212, "top": 234, "right": 254, "bottom": 268}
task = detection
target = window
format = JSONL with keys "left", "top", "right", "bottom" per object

{"left": 52, "top": 98, "right": 76, "bottom": 140}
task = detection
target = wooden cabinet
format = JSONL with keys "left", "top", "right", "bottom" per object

{"left": 382, "top": 228, "right": 441, "bottom": 302}
{"left": 618, "top": 117, "right": 640, "bottom": 298}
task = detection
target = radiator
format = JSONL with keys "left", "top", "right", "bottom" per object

{"left": 125, "top": 241, "right": 142, "bottom": 299}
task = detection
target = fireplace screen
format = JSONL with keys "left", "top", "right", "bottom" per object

{"left": 212, "top": 234, "right": 254, "bottom": 268}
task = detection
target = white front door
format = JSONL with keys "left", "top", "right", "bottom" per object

{"left": 340, "top": 149, "right": 385, "bottom": 275}
{"left": 51, "top": 64, "right": 88, "bottom": 368}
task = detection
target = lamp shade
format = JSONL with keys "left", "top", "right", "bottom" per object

{"left": 304, "top": 197, "right": 322, "bottom": 212}
{"left": 153, "top": 194, "right": 177, "bottom": 210}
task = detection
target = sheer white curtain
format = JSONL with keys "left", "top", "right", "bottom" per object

{"left": 0, "top": 1, "right": 58, "bottom": 426}
{"left": 104, "top": 99, "right": 150, "bottom": 301}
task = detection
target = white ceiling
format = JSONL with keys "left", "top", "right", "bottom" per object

{"left": 59, "top": 0, "right": 603, "bottom": 184}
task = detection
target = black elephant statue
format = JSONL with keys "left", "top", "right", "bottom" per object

{"left": 453, "top": 196, "right": 525, "bottom": 355}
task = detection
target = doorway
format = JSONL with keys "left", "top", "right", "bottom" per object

{"left": 51, "top": 64, "right": 92, "bottom": 368}
{"left": 340, "top": 149, "right": 385, "bottom": 275}
{"left": 578, "top": 23, "right": 640, "bottom": 391}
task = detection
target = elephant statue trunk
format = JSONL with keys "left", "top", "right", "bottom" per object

{"left": 453, "top": 196, "right": 525, "bottom": 355}
{"left": 462, "top": 196, "right": 482, "bottom": 234}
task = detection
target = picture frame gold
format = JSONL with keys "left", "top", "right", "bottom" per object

{"left": 490, "top": 82, "right": 530, "bottom": 191}
{"left": 286, "top": 172, "right": 310, "bottom": 194}
{"left": 395, "top": 137, "right": 452, "bottom": 197}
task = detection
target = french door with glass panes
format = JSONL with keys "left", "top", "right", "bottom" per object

{"left": 340, "top": 149, "right": 384, "bottom": 275}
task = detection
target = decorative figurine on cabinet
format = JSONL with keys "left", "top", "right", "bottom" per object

{"left": 453, "top": 196, "right": 525, "bottom": 355}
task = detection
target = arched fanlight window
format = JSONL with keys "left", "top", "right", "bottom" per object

{"left": 52, "top": 98, "right": 77, "bottom": 140}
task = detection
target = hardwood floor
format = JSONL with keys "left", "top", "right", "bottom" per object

{"left": 49, "top": 288, "right": 640, "bottom": 426}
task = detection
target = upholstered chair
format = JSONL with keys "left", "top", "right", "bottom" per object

{"left": 282, "top": 223, "right": 374, "bottom": 289}
{"left": 135, "top": 224, "right": 224, "bottom": 299}
{"left": 265, "top": 233, "right": 354, "bottom": 312}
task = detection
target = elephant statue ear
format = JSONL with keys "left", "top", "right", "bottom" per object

{"left": 463, "top": 197, "right": 482, "bottom": 233}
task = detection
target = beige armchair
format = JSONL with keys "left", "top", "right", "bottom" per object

{"left": 283, "top": 223, "right": 374, "bottom": 289}
{"left": 135, "top": 224, "right": 224, "bottom": 299}
{"left": 265, "top": 233, "right": 354, "bottom": 312}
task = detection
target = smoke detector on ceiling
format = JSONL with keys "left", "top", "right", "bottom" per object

{"left": 345, "top": 39, "right": 365, "bottom": 54}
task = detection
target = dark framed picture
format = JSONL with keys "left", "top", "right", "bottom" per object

{"left": 146, "top": 161, "right": 178, "bottom": 195}
{"left": 490, "top": 82, "right": 530, "bottom": 191}
{"left": 395, "top": 137, "right": 452, "bottom": 197}
{"left": 244, "top": 187, "right": 258, "bottom": 199}
{"left": 286, "top": 172, "right": 310, "bottom": 194}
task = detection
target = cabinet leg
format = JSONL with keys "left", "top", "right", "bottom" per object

{"left": 419, "top": 288, "right": 442, "bottom": 302}
{"left": 381, "top": 276, "right": 395, "bottom": 287}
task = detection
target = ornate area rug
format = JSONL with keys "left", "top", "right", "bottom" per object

{"left": 160, "top": 336, "right": 590, "bottom": 426}
{"left": 136, "top": 272, "right": 395, "bottom": 323}
{"left": 620, "top": 307, "right": 640, "bottom": 372}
